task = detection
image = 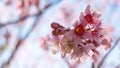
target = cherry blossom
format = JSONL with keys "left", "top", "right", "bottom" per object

{"left": 48, "top": 5, "right": 112, "bottom": 63}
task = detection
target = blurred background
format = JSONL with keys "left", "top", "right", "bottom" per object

{"left": 0, "top": 0, "right": 120, "bottom": 68}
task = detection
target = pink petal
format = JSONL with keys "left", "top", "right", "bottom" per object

{"left": 83, "top": 31, "right": 92, "bottom": 40}
{"left": 92, "top": 19, "right": 102, "bottom": 28}
{"left": 79, "top": 12, "right": 84, "bottom": 18}
{"left": 101, "top": 38, "right": 111, "bottom": 49}
{"left": 72, "top": 20, "right": 79, "bottom": 27}
{"left": 61, "top": 52, "right": 66, "bottom": 58}
{"left": 85, "top": 5, "right": 91, "bottom": 14}
{"left": 80, "top": 19, "right": 88, "bottom": 26}
{"left": 92, "top": 49, "right": 99, "bottom": 55}
{"left": 92, "top": 11, "right": 101, "bottom": 18}
{"left": 93, "top": 36, "right": 101, "bottom": 47}
{"left": 85, "top": 43, "right": 96, "bottom": 50}
{"left": 92, "top": 50, "right": 100, "bottom": 62}
{"left": 92, "top": 53, "right": 97, "bottom": 62}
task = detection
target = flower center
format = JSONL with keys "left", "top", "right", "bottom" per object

{"left": 67, "top": 41, "right": 74, "bottom": 49}
{"left": 84, "top": 14, "right": 93, "bottom": 23}
{"left": 74, "top": 25, "right": 84, "bottom": 36}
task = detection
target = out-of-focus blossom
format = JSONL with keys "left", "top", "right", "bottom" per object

{"left": 17, "top": 0, "right": 40, "bottom": 9}
{"left": 6, "top": 0, "right": 12, "bottom": 5}
{"left": 39, "top": 37, "right": 49, "bottom": 51}
{"left": 48, "top": 5, "right": 112, "bottom": 63}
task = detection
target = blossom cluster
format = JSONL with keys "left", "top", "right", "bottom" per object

{"left": 17, "top": 0, "right": 40, "bottom": 9}
{"left": 49, "top": 5, "right": 112, "bottom": 62}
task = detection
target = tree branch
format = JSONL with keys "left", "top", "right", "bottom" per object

{"left": 0, "top": 12, "right": 40, "bottom": 28}
{"left": 64, "top": 58, "right": 71, "bottom": 68}
{"left": 0, "top": 0, "right": 55, "bottom": 28}
{"left": 92, "top": 62, "right": 95, "bottom": 68}
{"left": 1, "top": 0, "right": 61, "bottom": 68}
{"left": 97, "top": 36, "right": 120, "bottom": 68}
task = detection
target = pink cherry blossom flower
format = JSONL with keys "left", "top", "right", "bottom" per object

{"left": 48, "top": 5, "right": 112, "bottom": 63}
{"left": 80, "top": 5, "right": 101, "bottom": 28}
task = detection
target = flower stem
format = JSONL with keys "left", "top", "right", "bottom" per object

{"left": 92, "top": 62, "right": 95, "bottom": 68}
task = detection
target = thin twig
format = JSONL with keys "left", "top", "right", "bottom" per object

{"left": 92, "top": 62, "right": 95, "bottom": 68}
{"left": 1, "top": 11, "right": 41, "bottom": 68}
{"left": 0, "top": 0, "right": 56, "bottom": 28}
{"left": 97, "top": 36, "right": 120, "bottom": 68}
{"left": 64, "top": 58, "right": 71, "bottom": 68}
{"left": 0, "top": 13, "right": 40, "bottom": 28}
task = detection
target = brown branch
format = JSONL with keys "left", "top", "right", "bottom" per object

{"left": 97, "top": 36, "right": 120, "bottom": 68}
{"left": 64, "top": 58, "right": 79, "bottom": 68}
{"left": 0, "top": 2, "right": 56, "bottom": 28}
{"left": 0, "top": 1, "right": 53, "bottom": 28}
{"left": 1, "top": 0, "right": 61, "bottom": 68}
{"left": 92, "top": 62, "right": 95, "bottom": 68}
{"left": 0, "top": 13, "right": 40, "bottom": 28}
{"left": 1, "top": 11, "right": 41, "bottom": 68}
